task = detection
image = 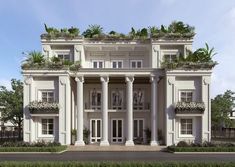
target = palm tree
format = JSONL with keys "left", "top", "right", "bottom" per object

{"left": 25, "top": 51, "right": 45, "bottom": 65}
{"left": 194, "top": 43, "right": 217, "bottom": 62}
{"left": 82, "top": 25, "right": 103, "bottom": 38}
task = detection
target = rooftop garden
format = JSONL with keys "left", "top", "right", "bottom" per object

{"left": 161, "top": 43, "right": 218, "bottom": 70}
{"left": 21, "top": 51, "right": 81, "bottom": 71}
{"left": 41, "top": 21, "right": 195, "bottom": 40}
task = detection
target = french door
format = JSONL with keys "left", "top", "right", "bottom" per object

{"left": 134, "top": 119, "right": 144, "bottom": 139}
{"left": 111, "top": 119, "right": 123, "bottom": 143}
{"left": 90, "top": 119, "right": 102, "bottom": 143}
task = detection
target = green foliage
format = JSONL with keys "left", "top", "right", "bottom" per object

{"left": 0, "top": 162, "right": 235, "bottom": 167}
{"left": 168, "top": 146, "right": 235, "bottom": 152}
{"left": 162, "top": 43, "right": 218, "bottom": 70}
{"left": 0, "top": 146, "right": 66, "bottom": 152}
{"left": 82, "top": 24, "right": 103, "bottom": 38}
{"left": 0, "top": 141, "right": 61, "bottom": 147}
{"left": 168, "top": 21, "right": 195, "bottom": 34}
{"left": 211, "top": 90, "right": 235, "bottom": 128}
{"left": 83, "top": 128, "right": 90, "bottom": 144}
{"left": 0, "top": 79, "right": 23, "bottom": 139}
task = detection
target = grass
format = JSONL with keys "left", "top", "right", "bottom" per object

{"left": 0, "top": 146, "right": 67, "bottom": 152}
{"left": 0, "top": 162, "right": 235, "bottom": 167}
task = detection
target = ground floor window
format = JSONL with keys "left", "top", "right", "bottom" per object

{"left": 90, "top": 119, "right": 102, "bottom": 143}
{"left": 133, "top": 119, "right": 144, "bottom": 139}
{"left": 180, "top": 119, "right": 193, "bottom": 136}
{"left": 41, "top": 119, "right": 54, "bottom": 135}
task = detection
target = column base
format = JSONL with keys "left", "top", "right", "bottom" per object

{"left": 150, "top": 140, "right": 159, "bottom": 146}
{"left": 74, "top": 140, "right": 85, "bottom": 146}
{"left": 100, "top": 140, "right": 110, "bottom": 146}
{"left": 125, "top": 140, "right": 135, "bottom": 146}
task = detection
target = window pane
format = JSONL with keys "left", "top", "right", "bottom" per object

{"left": 113, "top": 120, "right": 116, "bottom": 137}
{"left": 131, "top": 62, "right": 136, "bottom": 68}
{"left": 93, "top": 62, "right": 97, "bottom": 68}
{"left": 92, "top": 120, "right": 95, "bottom": 137}
{"left": 58, "top": 55, "right": 63, "bottom": 59}
{"left": 118, "top": 62, "right": 122, "bottom": 68}
{"left": 134, "top": 120, "right": 137, "bottom": 137}
{"left": 99, "top": 62, "right": 103, "bottom": 68}
{"left": 137, "top": 61, "right": 142, "bottom": 68}
{"left": 112, "top": 62, "right": 117, "bottom": 68}
{"left": 97, "top": 93, "right": 101, "bottom": 106}
{"left": 64, "top": 55, "right": 70, "bottom": 60}
{"left": 139, "top": 120, "right": 143, "bottom": 137}
{"left": 97, "top": 120, "right": 101, "bottom": 137}
{"left": 118, "top": 120, "right": 122, "bottom": 137}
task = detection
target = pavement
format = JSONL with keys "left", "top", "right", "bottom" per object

{"left": 0, "top": 151, "right": 235, "bottom": 162}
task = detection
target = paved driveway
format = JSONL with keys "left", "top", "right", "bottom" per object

{"left": 0, "top": 151, "right": 235, "bottom": 162}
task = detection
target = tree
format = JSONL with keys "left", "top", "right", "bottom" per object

{"left": 0, "top": 79, "right": 23, "bottom": 139}
{"left": 211, "top": 90, "right": 235, "bottom": 128}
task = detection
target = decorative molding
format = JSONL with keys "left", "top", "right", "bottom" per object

{"left": 75, "top": 76, "right": 84, "bottom": 83}
{"left": 203, "top": 77, "right": 211, "bottom": 85}
{"left": 59, "top": 78, "right": 66, "bottom": 85}
{"left": 150, "top": 75, "right": 160, "bottom": 83}
{"left": 125, "top": 76, "right": 134, "bottom": 83}
{"left": 168, "top": 77, "right": 175, "bottom": 85}
{"left": 24, "top": 76, "right": 33, "bottom": 85}
{"left": 100, "top": 76, "right": 109, "bottom": 83}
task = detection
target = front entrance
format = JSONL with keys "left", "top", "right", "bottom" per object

{"left": 111, "top": 119, "right": 123, "bottom": 143}
{"left": 90, "top": 119, "right": 102, "bottom": 143}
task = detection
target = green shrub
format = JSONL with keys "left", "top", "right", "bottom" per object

{"left": 168, "top": 146, "right": 235, "bottom": 152}
{"left": 0, "top": 141, "right": 61, "bottom": 147}
{"left": 177, "top": 141, "right": 189, "bottom": 147}
{"left": 0, "top": 146, "right": 67, "bottom": 152}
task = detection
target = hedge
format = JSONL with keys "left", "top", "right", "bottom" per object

{"left": 0, "top": 146, "right": 67, "bottom": 152}
{"left": 168, "top": 146, "right": 235, "bottom": 152}
{"left": 0, "top": 162, "right": 235, "bottom": 167}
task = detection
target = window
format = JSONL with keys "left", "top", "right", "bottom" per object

{"left": 90, "top": 89, "right": 101, "bottom": 110}
{"left": 41, "top": 91, "right": 54, "bottom": 103}
{"left": 41, "top": 119, "right": 54, "bottom": 135}
{"left": 111, "top": 90, "right": 123, "bottom": 109}
{"left": 58, "top": 53, "right": 70, "bottom": 61}
{"left": 92, "top": 60, "right": 104, "bottom": 68}
{"left": 134, "top": 119, "right": 144, "bottom": 139}
{"left": 180, "top": 119, "right": 193, "bottom": 136}
{"left": 111, "top": 60, "right": 123, "bottom": 68}
{"left": 164, "top": 54, "right": 177, "bottom": 62}
{"left": 130, "top": 60, "right": 142, "bottom": 68}
{"left": 133, "top": 89, "right": 144, "bottom": 110}
{"left": 180, "top": 91, "right": 193, "bottom": 102}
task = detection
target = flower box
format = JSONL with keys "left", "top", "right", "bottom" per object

{"left": 28, "top": 101, "right": 59, "bottom": 114}
{"left": 174, "top": 102, "right": 205, "bottom": 114}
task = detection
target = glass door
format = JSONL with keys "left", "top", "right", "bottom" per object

{"left": 111, "top": 119, "right": 123, "bottom": 143}
{"left": 90, "top": 119, "right": 102, "bottom": 143}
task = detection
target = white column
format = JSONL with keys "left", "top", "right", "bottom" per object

{"left": 150, "top": 75, "right": 159, "bottom": 146}
{"left": 100, "top": 76, "right": 109, "bottom": 146}
{"left": 75, "top": 76, "right": 85, "bottom": 146}
{"left": 125, "top": 76, "right": 135, "bottom": 146}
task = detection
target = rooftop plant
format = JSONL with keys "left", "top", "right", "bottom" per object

{"left": 28, "top": 101, "right": 59, "bottom": 114}
{"left": 174, "top": 101, "right": 205, "bottom": 114}
{"left": 162, "top": 43, "right": 218, "bottom": 70}
{"left": 41, "top": 21, "right": 195, "bottom": 40}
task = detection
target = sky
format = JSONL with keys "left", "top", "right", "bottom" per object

{"left": 0, "top": 0, "right": 235, "bottom": 97}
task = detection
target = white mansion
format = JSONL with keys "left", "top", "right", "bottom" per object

{"left": 22, "top": 25, "right": 213, "bottom": 146}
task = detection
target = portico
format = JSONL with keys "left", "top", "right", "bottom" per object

{"left": 73, "top": 70, "right": 160, "bottom": 146}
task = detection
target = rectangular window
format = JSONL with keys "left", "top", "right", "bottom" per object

{"left": 164, "top": 54, "right": 177, "bottom": 62}
{"left": 41, "top": 91, "right": 54, "bottom": 103}
{"left": 90, "top": 89, "right": 102, "bottom": 110}
{"left": 180, "top": 119, "right": 193, "bottom": 135}
{"left": 92, "top": 60, "right": 104, "bottom": 68}
{"left": 111, "top": 60, "right": 123, "bottom": 68}
{"left": 41, "top": 119, "right": 54, "bottom": 135}
{"left": 133, "top": 119, "right": 144, "bottom": 139}
{"left": 130, "top": 60, "right": 142, "bottom": 68}
{"left": 58, "top": 54, "right": 70, "bottom": 61}
{"left": 180, "top": 91, "right": 193, "bottom": 102}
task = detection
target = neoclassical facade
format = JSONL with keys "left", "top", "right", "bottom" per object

{"left": 23, "top": 35, "right": 212, "bottom": 146}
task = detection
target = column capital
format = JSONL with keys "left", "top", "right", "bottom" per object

{"left": 75, "top": 76, "right": 84, "bottom": 83}
{"left": 100, "top": 76, "right": 109, "bottom": 83}
{"left": 24, "top": 76, "right": 33, "bottom": 85}
{"left": 150, "top": 75, "right": 160, "bottom": 83}
{"left": 125, "top": 76, "right": 134, "bottom": 83}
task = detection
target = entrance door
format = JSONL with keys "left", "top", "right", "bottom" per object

{"left": 90, "top": 119, "right": 102, "bottom": 143}
{"left": 111, "top": 119, "right": 123, "bottom": 143}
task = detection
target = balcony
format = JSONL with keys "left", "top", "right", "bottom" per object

{"left": 174, "top": 101, "right": 205, "bottom": 115}
{"left": 84, "top": 102, "right": 150, "bottom": 112}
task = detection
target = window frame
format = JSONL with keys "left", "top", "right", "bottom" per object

{"left": 133, "top": 119, "right": 145, "bottom": 139}
{"left": 130, "top": 60, "right": 143, "bottom": 68}
{"left": 111, "top": 60, "right": 123, "bottom": 68}
{"left": 92, "top": 60, "right": 104, "bottom": 68}
{"left": 179, "top": 90, "right": 195, "bottom": 102}
{"left": 179, "top": 118, "right": 195, "bottom": 138}
{"left": 38, "top": 90, "right": 55, "bottom": 103}
{"left": 39, "top": 118, "right": 55, "bottom": 138}
{"left": 55, "top": 50, "right": 71, "bottom": 61}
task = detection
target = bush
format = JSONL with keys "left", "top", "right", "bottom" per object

{"left": 168, "top": 146, "right": 235, "bottom": 152}
{"left": 0, "top": 141, "right": 61, "bottom": 147}
{"left": 0, "top": 146, "right": 66, "bottom": 152}
{"left": 177, "top": 141, "right": 189, "bottom": 147}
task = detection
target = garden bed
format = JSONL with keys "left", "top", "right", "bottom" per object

{"left": 0, "top": 162, "right": 235, "bottom": 167}
{"left": 0, "top": 146, "right": 67, "bottom": 153}
{"left": 168, "top": 146, "right": 235, "bottom": 152}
